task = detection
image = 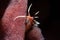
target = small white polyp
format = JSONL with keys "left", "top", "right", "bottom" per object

{"left": 35, "top": 11, "right": 40, "bottom": 15}
{"left": 13, "top": 16, "right": 26, "bottom": 21}
{"left": 28, "top": 3, "right": 32, "bottom": 13}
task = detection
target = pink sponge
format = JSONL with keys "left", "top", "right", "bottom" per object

{"left": 26, "top": 27, "right": 44, "bottom": 40}
{"left": 1, "top": 0, "right": 27, "bottom": 40}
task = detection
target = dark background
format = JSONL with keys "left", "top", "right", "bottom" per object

{"left": 28, "top": 0, "right": 60, "bottom": 40}
{"left": 0, "top": 0, "right": 60, "bottom": 40}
